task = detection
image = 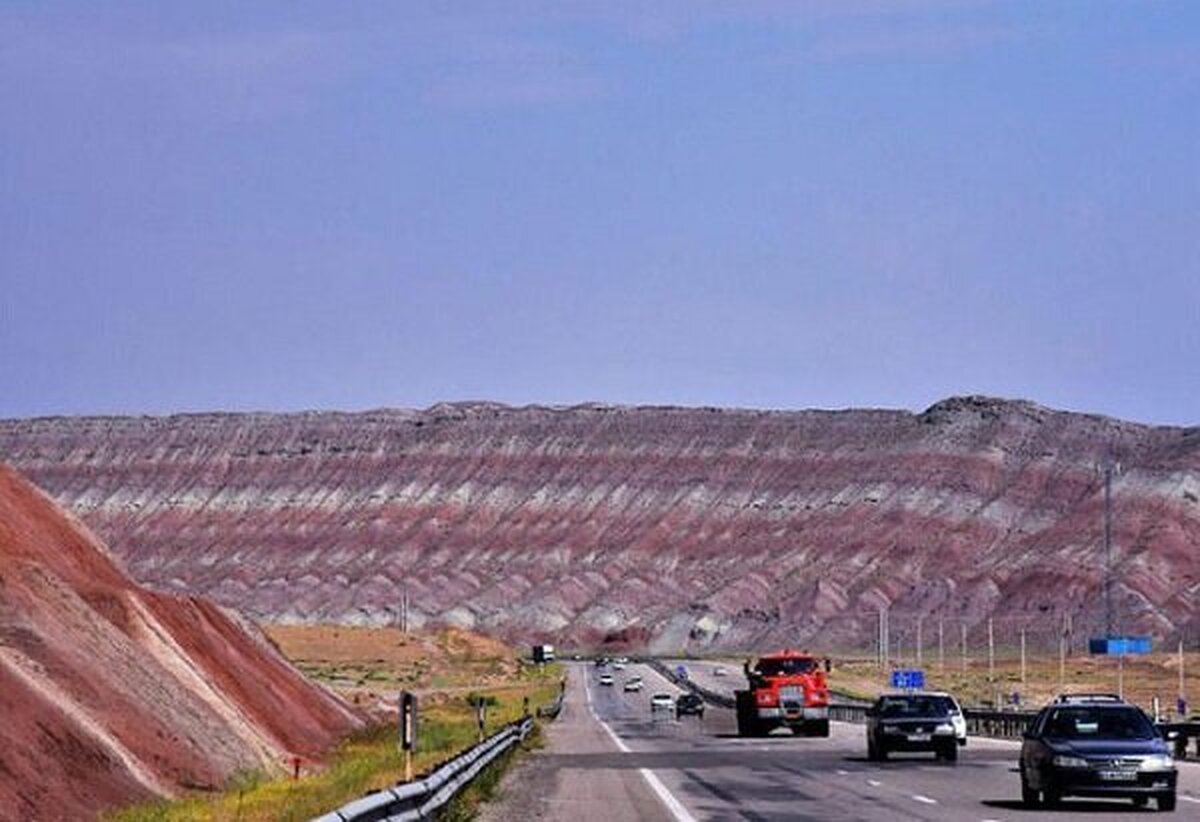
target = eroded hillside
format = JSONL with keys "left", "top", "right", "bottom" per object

{"left": 0, "top": 463, "right": 362, "bottom": 818}
{"left": 1, "top": 396, "right": 1197, "bottom": 652}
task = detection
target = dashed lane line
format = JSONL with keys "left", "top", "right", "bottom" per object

{"left": 583, "top": 675, "right": 698, "bottom": 822}
{"left": 912, "top": 794, "right": 938, "bottom": 805}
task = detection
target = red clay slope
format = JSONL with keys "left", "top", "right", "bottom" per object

{"left": 0, "top": 396, "right": 1197, "bottom": 655}
{"left": 0, "top": 462, "right": 361, "bottom": 820}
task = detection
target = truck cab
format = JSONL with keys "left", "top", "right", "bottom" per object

{"left": 735, "top": 650, "right": 831, "bottom": 737}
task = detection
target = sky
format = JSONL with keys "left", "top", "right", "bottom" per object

{"left": 2, "top": 1, "right": 1198, "bottom": 424}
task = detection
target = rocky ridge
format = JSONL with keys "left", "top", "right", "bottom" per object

{"left": 0, "top": 396, "right": 1197, "bottom": 653}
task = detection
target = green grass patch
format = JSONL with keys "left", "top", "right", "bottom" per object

{"left": 106, "top": 666, "right": 563, "bottom": 822}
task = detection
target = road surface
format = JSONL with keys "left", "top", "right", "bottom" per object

{"left": 482, "top": 662, "right": 1200, "bottom": 820}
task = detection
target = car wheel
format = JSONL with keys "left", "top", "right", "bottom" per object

{"left": 1043, "top": 787, "right": 1061, "bottom": 808}
{"left": 938, "top": 743, "right": 958, "bottom": 763}
{"left": 1157, "top": 793, "right": 1176, "bottom": 812}
{"left": 1020, "top": 778, "right": 1039, "bottom": 808}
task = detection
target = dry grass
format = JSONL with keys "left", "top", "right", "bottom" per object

{"left": 107, "top": 626, "right": 561, "bottom": 822}
{"left": 830, "top": 652, "right": 1196, "bottom": 715}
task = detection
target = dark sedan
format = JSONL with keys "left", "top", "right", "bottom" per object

{"left": 1020, "top": 700, "right": 1177, "bottom": 811}
{"left": 866, "top": 694, "right": 960, "bottom": 762}
{"left": 676, "top": 693, "right": 705, "bottom": 719}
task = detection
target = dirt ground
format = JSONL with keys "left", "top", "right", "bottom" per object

{"left": 264, "top": 624, "right": 525, "bottom": 714}
{"left": 830, "top": 652, "right": 1196, "bottom": 716}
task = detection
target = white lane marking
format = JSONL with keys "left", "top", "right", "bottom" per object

{"left": 584, "top": 674, "right": 698, "bottom": 822}
{"left": 912, "top": 794, "right": 937, "bottom": 805}
{"left": 836, "top": 769, "right": 850, "bottom": 776}
{"left": 867, "top": 779, "right": 882, "bottom": 787}
{"left": 1180, "top": 795, "right": 1200, "bottom": 804}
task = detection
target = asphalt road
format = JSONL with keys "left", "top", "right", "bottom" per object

{"left": 484, "top": 662, "right": 1200, "bottom": 821}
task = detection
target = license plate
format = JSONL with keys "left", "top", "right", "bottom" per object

{"left": 907, "top": 733, "right": 931, "bottom": 742}
{"left": 1098, "top": 771, "right": 1137, "bottom": 782}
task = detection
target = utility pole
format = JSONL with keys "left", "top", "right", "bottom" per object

{"left": 961, "top": 623, "right": 968, "bottom": 673}
{"left": 1100, "top": 458, "right": 1122, "bottom": 638}
{"left": 1020, "top": 627, "right": 1027, "bottom": 684}
{"left": 883, "top": 606, "right": 890, "bottom": 670}
{"left": 988, "top": 617, "right": 995, "bottom": 682}
{"left": 938, "top": 618, "right": 945, "bottom": 674}
{"left": 916, "top": 616, "right": 924, "bottom": 668}
{"left": 1180, "top": 639, "right": 1187, "bottom": 715}
{"left": 878, "top": 608, "right": 887, "bottom": 670}
{"left": 1059, "top": 614, "right": 1068, "bottom": 692}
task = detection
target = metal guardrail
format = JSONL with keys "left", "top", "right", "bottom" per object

{"left": 537, "top": 691, "right": 565, "bottom": 719}
{"left": 312, "top": 717, "right": 535, "bottom": 822}
{"left": 643, "top": 658, "right": 736, "bottom": 708}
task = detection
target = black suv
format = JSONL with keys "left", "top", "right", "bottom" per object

{"left": 1019, "top": 696, "right": 1177, "bottom": 811}
{"left": 676, "top": 693, "right": 705, "bottom": 719}
{"left": 866, "top": 694, "right": 961, "bottom": 762}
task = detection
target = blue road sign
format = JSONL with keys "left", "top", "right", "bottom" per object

{"left": 890, "top": 669, "right": 925, "bottom": 690}
{"left": 676, "top": 665, "right": 688, "bottom": 681}
{"left": 1088, "top": 636, "right": 1152, "bottom": 655}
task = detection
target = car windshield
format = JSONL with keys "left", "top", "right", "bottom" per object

{"left": 756, "top": 657, "right": 816, "bottom": 676}
{"left": 878, "top": 696, "right": 954, "bottom": 718}
{"left": 1044, "top": 707, "right": 1155, "bottom": 740}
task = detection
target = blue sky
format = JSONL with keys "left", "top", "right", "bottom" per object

{"left": 2, "top": 2, "right": 1198, "bottom": 424}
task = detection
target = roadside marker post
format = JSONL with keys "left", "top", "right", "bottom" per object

{"left": 400, "top": 691, "right": 418, "bottom": 781}
{"left": 475, "top": 696, "right": 488, "bottom": 743}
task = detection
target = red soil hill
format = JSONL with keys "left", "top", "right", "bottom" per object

{"left": 0, "top": 463, "right": 361, "bottom": 819}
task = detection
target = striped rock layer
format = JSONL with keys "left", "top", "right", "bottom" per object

{"left": 0, "top": 396, "right": 1197, "bottom": 653}
{"left": 0, "top": 463, "right": 361, "bottom": 818}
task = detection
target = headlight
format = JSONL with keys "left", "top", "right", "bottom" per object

{"left": 1139, "top": 754, "right": 1175, "bottom": 772}
{"left": 1052, "top": 755, "right": 1088, "bottom": 769}
{"left": 934, "top": 723, "right": 955, "bottom": 734}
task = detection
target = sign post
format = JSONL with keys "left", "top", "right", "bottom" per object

{"left": 400, "top": 691, "right": 418, "bottom": 782}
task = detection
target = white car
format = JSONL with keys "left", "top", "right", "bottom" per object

{"left": 599, "top": 673, "right": 615, "bottom": 686}
{"left": 650, "top": 693, "right": 675, "bottom": 711}
{"left": 624, "top": 678, "right": 644, "bottom": 692}
{"left": 613, "top": 662, "right": 626, "bottom": 671}
{"left": 712, "top": 667, "right": 727, "bottom": 677}
{"left": 919, "top": 691, "right": 967, "bottom": 745}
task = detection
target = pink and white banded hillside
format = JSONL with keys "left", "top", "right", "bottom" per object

{"left": 1, "top": 396, "right": 1197, "bottom": 651}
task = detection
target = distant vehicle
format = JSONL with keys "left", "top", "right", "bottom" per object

{"left": 1020, "top": 698, "right": 1177, "bottom": 811}
{"left": 598, "top": 673, "right": 615, "bottom": 687}
{"left": 866, "top": 693, "right": 961, "bottom": 762}
{"left": 650, "top": 693, "right": 675, "bottom": 712}
{"left": 735, "top": 650, "right": 830, "bottom": 737}
{"left": 532, "top": 644, "right": 556, "bottom": 663}
{"left": 712, "top": 667, "right": 727, "bottom": 677}
{"left": 676, "top": 693, "right": 705, "bottom": 719}
{"left": 612, "top": 662, "right": 626, "bottom": 671}
{"left": 624, "top": 677, "right": 644, "bottom": 692}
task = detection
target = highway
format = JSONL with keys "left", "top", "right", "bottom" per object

{"left": 482, "top": 661, "right": 1200, "bottom": 821}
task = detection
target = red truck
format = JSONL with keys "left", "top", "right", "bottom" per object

{"left": 735, "top": 650, "right": 831, "bottom": 737}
